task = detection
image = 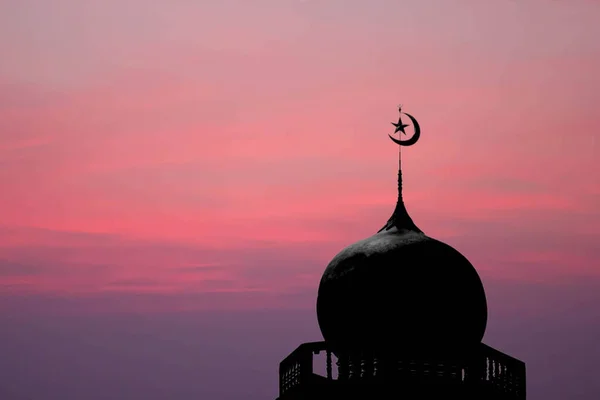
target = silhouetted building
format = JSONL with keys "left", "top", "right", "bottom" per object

{"left": 275, "top": 107, "right": 526, "bottom": 399}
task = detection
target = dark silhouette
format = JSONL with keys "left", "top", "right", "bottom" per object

{"left": 275, "top": 106, "right": 526, "bottom": 399}
{"left": 389, "top": 105, "right": 420, "bottom": 146}
{"left": 391, "top": 105, "right": 409, "bottom": 134}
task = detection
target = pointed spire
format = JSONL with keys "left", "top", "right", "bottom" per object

{"left": 378, "top": 167, "right": 422, "bottom": 233}
{"left": 378, "top": 105, "right": 423, "bottom": 233}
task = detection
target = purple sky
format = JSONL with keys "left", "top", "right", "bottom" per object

{"left": 0, "top": 1, "right": 599, "bottom": 399}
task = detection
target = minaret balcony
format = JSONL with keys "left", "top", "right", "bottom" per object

{"left": 277, "top": 341, "right": 526, "bottom": 400}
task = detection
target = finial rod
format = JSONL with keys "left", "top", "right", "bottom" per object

{"left": 378, "top": 105, "right": 422, "bottom": 233}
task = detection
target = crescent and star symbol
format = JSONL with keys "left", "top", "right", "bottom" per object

{"left": 388, "top": 105, "right": 421, "bottom": 147}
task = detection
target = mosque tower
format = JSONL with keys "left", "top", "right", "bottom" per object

{"left": 274, "top": 106, "right": 526, "bottom": 400}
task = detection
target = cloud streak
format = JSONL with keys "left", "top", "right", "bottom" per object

{"left": 0, "top": 0, "right": 598, "bottom": 309}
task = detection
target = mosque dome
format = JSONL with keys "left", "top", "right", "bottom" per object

{"left": 316, "top": 108, "right": 487, "bottom": 357}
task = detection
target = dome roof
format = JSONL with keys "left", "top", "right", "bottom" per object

{"left": 315, "top": 107, "right": 487, "bottom": 357}
{"left": 316, "top": 226, "right": 487, "bottom": 356}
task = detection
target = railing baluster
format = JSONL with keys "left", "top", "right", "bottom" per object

{"left": 326, "top": 350, "right": 332, "bottom": 379}
{"left": 278, "top": 341, "right": 525, "bottom": 398}
{"left": 337, "top": 353, "right": 350, "bottom": 381}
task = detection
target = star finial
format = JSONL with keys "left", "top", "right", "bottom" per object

{"left": 391, "top": 105, "right": 409, "bottom": 135}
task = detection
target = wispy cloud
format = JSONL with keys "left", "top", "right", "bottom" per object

{"left": 0, "top": 0, "right": 597, "bottom": 310}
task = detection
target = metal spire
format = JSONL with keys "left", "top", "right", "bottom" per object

{"left": 378, "top": 105, "right": 423, "bottom": 233}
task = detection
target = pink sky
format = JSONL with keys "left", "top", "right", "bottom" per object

{"left": 0, "top": 0, "right": 598, "bottom": 307}
{"left": 1, "top": 2, "right": 600, "bottom": 400}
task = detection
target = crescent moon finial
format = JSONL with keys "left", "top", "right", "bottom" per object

{"left": 389, "top": 105, "right": 420, "bottom": 147}
{"left": 378, "top": 104, "right": 423, "bottom": 233}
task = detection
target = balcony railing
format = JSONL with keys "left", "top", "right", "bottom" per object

{"left": 278, "top": 341, "right": 526, "bottom": 399}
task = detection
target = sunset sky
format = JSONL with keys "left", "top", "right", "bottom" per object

{"left": 0, "top": 1, "right": 599, "bottom": 399}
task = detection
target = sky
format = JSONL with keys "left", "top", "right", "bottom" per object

{"left": 0, "top": 0, "right": 598, "bottom": 399}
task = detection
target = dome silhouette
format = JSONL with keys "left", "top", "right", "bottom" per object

{"left": 275, "top": 107, "right": 526, "bottom": 400}
{"left": 316, "top": 226, "right": 487, "bottom": 356}
{"left": 316, "top": 114, "right": 487, "bottom": 357}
